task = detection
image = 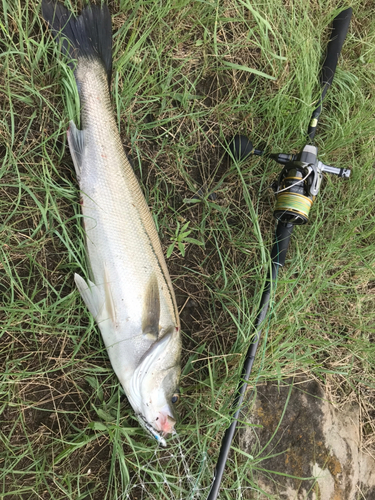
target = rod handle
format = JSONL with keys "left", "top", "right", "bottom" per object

{"left": 307, "top": 7, "right": 352, "bottom": 141}
{"left": 271, "top": 222, "right": 294, "bottom": 267}
{"left": 321, "top": 7, "right": 353, "bottom": 94}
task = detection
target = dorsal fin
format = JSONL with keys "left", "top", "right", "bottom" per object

{"left": 142, "top": 274, "right": 160, "bottom": 340}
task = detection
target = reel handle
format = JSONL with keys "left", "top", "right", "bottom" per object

{"left": 229, "top": 135, "right": 351, "bottom": 178}
{"left": 229, "top": 135, "right": 264, "bottom": 161}
{"left": 319, "top": 161, "right": 351, "bottom": 178}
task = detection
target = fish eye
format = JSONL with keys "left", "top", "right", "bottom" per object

{"left": 171, "top": 393, "right": 180, "bottom": 404}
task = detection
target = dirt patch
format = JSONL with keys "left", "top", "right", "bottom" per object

{"left": 240, "top": 376, "right": 375, "bottom": 500}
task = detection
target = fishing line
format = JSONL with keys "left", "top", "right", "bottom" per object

{"left": 122, "top": 434, "right": 214, "bottom": 499}
{"left": 273, "top": 170, "right": 311, "bottom": 195}
{"left": 187, "top": 451, "right": 209, "bottom": 500}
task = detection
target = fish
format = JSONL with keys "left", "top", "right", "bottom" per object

{"left": 41, "top": 0, "right": 181, "bottom": 446}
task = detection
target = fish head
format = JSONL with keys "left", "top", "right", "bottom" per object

{"left": 129, "top": 327, "right": 181, "bottom": 446}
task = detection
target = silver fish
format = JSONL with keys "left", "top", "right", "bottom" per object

{"left": 41, "top": 0, "right": 181, "bottom": 446}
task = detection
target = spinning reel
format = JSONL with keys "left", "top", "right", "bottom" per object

{"left": 230, "top": 137, "right": 351, "bottom": 225}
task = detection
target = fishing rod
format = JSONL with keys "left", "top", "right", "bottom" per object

{"left": 206, "top": 7, "right": 352, "bottom": 500}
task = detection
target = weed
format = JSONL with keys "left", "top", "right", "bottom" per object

{"left": 1, "top": 1, "right": 375, "bottom": 499}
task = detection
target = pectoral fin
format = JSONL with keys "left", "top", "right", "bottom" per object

{"left": 74, "top": 273, "right": 103, "bottom": 319}
{"left": 103, "top": 265, "right": 117, "bottom": 325}
{"left": 142, "top": 274, "right": 160, "bottom": 340}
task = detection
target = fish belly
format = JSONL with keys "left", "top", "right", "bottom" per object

{"left": 75, "top": 68, "right": 179, "bottom": 383}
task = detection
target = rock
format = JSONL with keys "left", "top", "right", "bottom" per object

{"left": 239, "top": 376, "right": 375, "bottom": 499}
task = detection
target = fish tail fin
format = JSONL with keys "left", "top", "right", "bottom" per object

{"left": 41, "top": 0, "right": 112, "bottom": 85}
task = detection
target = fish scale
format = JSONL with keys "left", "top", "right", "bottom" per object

{"left": 42, "top": 0, "right": 181, "bottom": 445}
{"left": 78, "top": 63, "right": 176, "bottom": 322}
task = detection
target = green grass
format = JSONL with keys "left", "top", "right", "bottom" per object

{"left": 1, "top": 0, "right": 375, "bottom": 499}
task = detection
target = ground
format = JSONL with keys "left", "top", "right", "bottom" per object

{"left": 1, "top": 1, "right": 375, "bottom": 499}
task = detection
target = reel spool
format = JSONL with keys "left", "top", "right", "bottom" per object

{"left": 273, "top": 167, "right": 313, "bottom": 225}
{"left": 273, "top": 144, "right": 322, "bottom": 225}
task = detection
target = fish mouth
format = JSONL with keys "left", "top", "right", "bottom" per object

{"left": 137, "top": 414, "right": 168, "bottom": 447}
